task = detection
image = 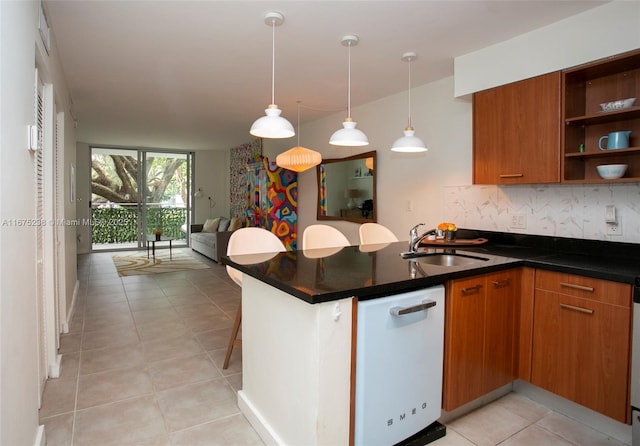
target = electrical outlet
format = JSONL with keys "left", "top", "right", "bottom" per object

{"left": 510, "top": 213, "right": 526, "bottom": 229}
{"left": 606, "top": 222, "right": 622, "bottom": 236}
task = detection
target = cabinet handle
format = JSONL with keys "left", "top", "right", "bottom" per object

{"left": 560, "top": 303, "right": 594, "bottom": 315}
{"left": 492, "top": 278, "right": 511, "bottom": 287}
{"left": 499, "top": 174, "right": 524, "bottom": 178}
{"left": 560, "top": 282, "right": 594, "bottom": 292}
{"left": 461, "top": 284, "right": 483, "bottom": 294}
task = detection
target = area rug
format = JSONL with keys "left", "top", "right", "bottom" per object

{"left": 112, "top": 251, "right": 210, "bottom": 277}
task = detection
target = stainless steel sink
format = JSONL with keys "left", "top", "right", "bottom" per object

{"left": 401, "top": 252, "right": 489, "bottom": 266}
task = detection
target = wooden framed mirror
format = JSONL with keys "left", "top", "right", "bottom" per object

{"left": 316, "top": 150, "right": 376, "bottom": 223}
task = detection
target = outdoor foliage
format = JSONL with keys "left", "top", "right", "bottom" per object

{"left": 91, "top": 207, "right": 186, "bottom": 244}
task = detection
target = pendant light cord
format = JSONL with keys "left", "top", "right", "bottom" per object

{"left": 407, "top": 56, "right": 412, "bottom": 128}
{"left": 271, "top": 18, "right": 276, "bottom": 105}
{"left": 347, "top": 40, "right": 352, "bottom": 119}
{"left": 296, "top": 101, "right": 301, "bottom": 146}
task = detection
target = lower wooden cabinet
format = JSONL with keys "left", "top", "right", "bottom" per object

{"left": 443, "top": 270, "right": 519, "bottom": 410}
{"left": 531, "top": 270, "right": 632, "bottom": 423}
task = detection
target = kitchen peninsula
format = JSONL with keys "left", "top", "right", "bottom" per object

{"left": 222, "top": 230, "right": 640, "bottom": 445}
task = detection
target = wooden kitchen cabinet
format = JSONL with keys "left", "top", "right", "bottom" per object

{"left": 443, "top": 269, "right": 519, "bottom": 410}
{"left": 531, "top": 270, "right": 632, "bottom": 423}
{"left": 562, "top": 49, "right": 640, "bottom": 183}
{"left": 473, "top": 72, "right": 561, "bottom": 184}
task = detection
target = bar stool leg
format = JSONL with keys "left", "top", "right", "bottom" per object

{"left": 223, "top": 301, "right": 242, "bottom": 369}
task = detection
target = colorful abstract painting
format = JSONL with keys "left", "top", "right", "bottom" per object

{"left": 230, "top": 139, "right": 261, "bottom": 219}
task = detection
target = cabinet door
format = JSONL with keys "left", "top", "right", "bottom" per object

{"left": 484, "top": 272, "right": 516, "bottom": 392}
{"left": 443, "top": 276, "right": 486, "bottom": 410}
{"left": 473, "top": 72, "right": 561, "bottom": 184}
{"left": 531, "top": 290, "right": 631, "bottom": 422}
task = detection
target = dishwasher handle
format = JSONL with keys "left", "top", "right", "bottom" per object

{"left": 389, "top": 300, "right": 436, "bottom": 316}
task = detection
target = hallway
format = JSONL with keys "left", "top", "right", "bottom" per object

{"left": 38, "top": 249, "right": 629, "bottom": 445}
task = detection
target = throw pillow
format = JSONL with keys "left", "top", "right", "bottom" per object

{"left": 228, "top": 217, "right": 243, "bottom": 232}
{"left": 218, "top": 217, "right": 230, "bottom": 232}
{"left": 202, "top": 217, "right": 220, "bottom": 233}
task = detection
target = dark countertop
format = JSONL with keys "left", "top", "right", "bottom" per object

{"left": 221, "top": 229, "right": 640, "bottom": 304}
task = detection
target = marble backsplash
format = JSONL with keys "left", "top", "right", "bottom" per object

{"left": 443, "top": 183, "right": 640, "bottom": 244}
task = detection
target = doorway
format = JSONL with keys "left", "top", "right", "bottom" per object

{"left": 90, "top": 147, "right": 193, "bottom": 251}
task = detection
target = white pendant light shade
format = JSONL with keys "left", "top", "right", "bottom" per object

{"left": 330, "top": 119, "right": 369, "bottom": 146}
{"left": 391, "top": 52, "right": 427, "bottom": 153}
{"left": 391, "top": 128, "right": 427, "bottom": 152}
{"left": 249, "top": 12, "right": 294, "bottom": 139}
{"left": 250, "top": 105, "right": 295, "bottom": 138}
{"left": 276, "top": 146, "right": 322, "bottom": 172}
{"left": 330, "top": 35, "right": 369, "bottom": 147}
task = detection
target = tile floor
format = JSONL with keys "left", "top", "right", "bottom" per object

{"left": 39, "top": 248, "right": 629, "bottom": 446}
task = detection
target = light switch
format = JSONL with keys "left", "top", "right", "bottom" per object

{"left": 605, "top": 205, "right": 616, "bottom": 223}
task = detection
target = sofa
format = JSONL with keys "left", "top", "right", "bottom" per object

{"left": 190, "top": 217, "right": 243, "bottom": 263}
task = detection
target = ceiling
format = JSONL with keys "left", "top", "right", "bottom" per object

{"left": 44, "top": 0, "right": 607, "bottom": 151}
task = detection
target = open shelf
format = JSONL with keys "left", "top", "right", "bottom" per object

{"left": 562, "top": 49, "right": 640, "bottom": 183}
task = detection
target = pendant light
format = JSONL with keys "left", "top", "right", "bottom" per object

{"left": 276, "top": 102, "right": 322, "bottom": 172}
{"left": 391, "top": 52, "right": 427, "bottom": 152}
{"left": 250, "top": 11, "right": 295, "bottom": 139}
{"left": 329, "top": 35, "right": 369, "bottom": 147}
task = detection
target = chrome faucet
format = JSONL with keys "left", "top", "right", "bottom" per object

{"left": 408, "top": 223, "right": 436, "bottom": 253}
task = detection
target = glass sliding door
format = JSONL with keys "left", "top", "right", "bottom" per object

{"left": 141, "top": 151, "right": 190, "bottom": 247}
{"left": 90, "top": 147, "right": 192, "bottom": 251}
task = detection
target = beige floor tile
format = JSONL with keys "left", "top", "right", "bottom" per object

{"left": 147, "top": 353, "right": 222, "bottom": 391}
{"left": 82, "top": 326, "right": 140, "bottom": 351}
{"left": 225, "top": 373, "right": 243, "bottom": 393}
{"left": 74, "top": 395, "right": 170, "bottom": 446}
{"left": 126, "top": 289, "right": 166, "bottom": 300}
{"left": 447, "top": 402, "right": 531, "bottom": 446}
{"left": 431, "top": 428, "right": 476, "bottom": 445}
{"left": 82, "top": 312, "right": 135, "bottom": 333}
{"left": 209, "top": 348, "right": 243, "bottom": 376}
{"left": 80, "top": 344, "right": 145, "bottom": 375}
{"left": 127, "top": 296, "right": 172, "bottom": 311}
{"left": 181, "top": 311, "right": 233, "bottom": 333}
{"left": 160, "top": 284, "right": 201, "bottom": 296}
{"left": 132, "top": 307, "right": 180, "bottom": 325}
{"left": 39, "top": 377, "right": 78, "bottom": 418}
{"left": 195, "top": 327, "right": 232, "bottom": 351}
{"left": 124, "top": 282, "right": 162, "bottom": 293}
{"left": 166, "top": 293, "right": 212, "bottom": 307}
{"left": 76, "top": 366, "right": 154, "bottom": 409}
{"left": 170, "top": 413, "right": 264, "bottom": 446}
{"left": 140, "top": 333, "right": 204, "bottom": 363}
{"left": 58, "top": 352, "right": 80, "bottom": 381}
{"left": 536, "top": 412, "right": 627, "bottom": 446}
{"left": 135, "top": 319, "right": 191, "bottom": 342}
{"left": 39, "top": 412, "right": 74, "bottom": 446}
{"left": 58, "top": 333, "right": 82, "bottom": 354}
{"left": 491, "top": 392, "right": 550, "bottom": 423}
{"left": 83, "top": 300, "right": 130, "bottom": 315}
{"left": 83, "top": 293, "right": 127, "bottom": 307}
{"left": 173, "top": 302, "right": 224, "bottom": 318}
{"left": 156, "top": 378, "right": 240, "bottom": 432}
{"left": 501, "top": 424, "right": 574, "bottom": 445}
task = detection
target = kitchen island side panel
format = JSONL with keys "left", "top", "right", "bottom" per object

{"left": 239, "top": 275, "right": 353, "bottom": 446}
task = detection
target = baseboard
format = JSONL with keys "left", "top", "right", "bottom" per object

{"left": 48, "top": 354, "right": 62, "bottom": 379}
{"left": 34, "top": 425, "right": 45, "bottom": 446}
{"left": 61, "top": 280, "right": 79, "bottom": 334}
{"left": 237, "top": 390, "right": 284, "bottom": 446}
{"left": 513, "top": 380, "right": 632, "bottom": 445}
{"left": 438, "top": 383, "right": 513, "bottom": 424}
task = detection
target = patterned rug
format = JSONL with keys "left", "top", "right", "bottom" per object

{"left": 112, "top": 251, "right": 211, "bottom": 277}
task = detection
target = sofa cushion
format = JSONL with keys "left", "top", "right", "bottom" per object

{"left": 202, "top": 218, "right": 220, "bottom": 233}
{"left": 228, "top": 217, "right": 243, "bottom": 232}
{"left": 218, "top": 217, "right": 230, "bottom": 232}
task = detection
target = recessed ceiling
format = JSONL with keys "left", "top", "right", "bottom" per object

{"left": 44, "top": 0, "right": 607, "bottom": 151}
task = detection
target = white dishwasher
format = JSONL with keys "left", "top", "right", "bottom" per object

{"left": 355, "top": 285, "right": 445, "bottom": 446}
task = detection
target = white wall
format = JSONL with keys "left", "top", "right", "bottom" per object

{"left": 265, "top": 1, "right": 640, "bottom": 246}
{"left": 193, "top": 149, "right": 230, "bottom": 222}
{"left": 1, "top": 1, "right": 76, "bottom": 444}
{"left": 455, "top": 1, "right": 640, "bottom": 96}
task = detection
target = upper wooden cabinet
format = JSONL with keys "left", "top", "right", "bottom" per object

{"left": 473, "top": 72, "right": 562, "bottom": 184}
{"left": 562, "top": 49, "right": 640, "bottom": 183}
